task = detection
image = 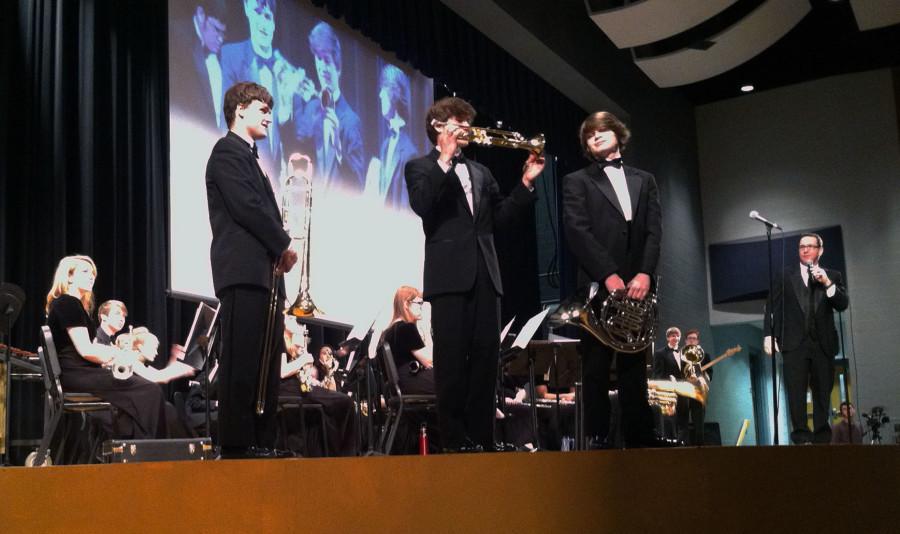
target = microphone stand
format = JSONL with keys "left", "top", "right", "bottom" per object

{"left": 837, "top": 311, "right": 854, "bottom": 442}
{"left": 765, "top": 225, "right": 779, "bottom": 445}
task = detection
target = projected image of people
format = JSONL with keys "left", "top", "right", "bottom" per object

{"left": 293, "top": 20, "right": 365, "bottom": 194}
{"left": 220, "top": 0, "right": 288, "bottom": 182}
{"left": 364, "top": 64, "right": 418, "bottom": 211}
{"left": 169, "top": 1, "right": 229, "bottom": 129}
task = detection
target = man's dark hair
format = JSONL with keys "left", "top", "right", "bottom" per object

{"left": 684, "top": 329, "right": 700, "bottom": 339}
{"left": 425, "top": 97, "right": 476, "bottom": 145}
{"left": 578, "top": 111, "right": 631, "bottom": 159}
{"left": 200, "top": 0, "right": 229, "bottom": 21}
{"left": 223, "top": 81, "right": 273, "bottom": 129}
{"left": 800, "top": 232, "right": 823, "bottom": 248}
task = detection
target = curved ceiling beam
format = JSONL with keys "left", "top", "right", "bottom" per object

{"left": 634, "top": 0, "right": 810, "bottom": 88}
{"left": 588, "top": 0, "right": 738, "bottom": 49}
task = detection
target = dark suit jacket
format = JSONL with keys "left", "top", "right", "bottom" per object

{"left": 380, "top": 130, "right": 417, "bottom": 211}
{"left": 205, "top": 131, "right": 290, "bottom": 296}
{"left": 652, "top": 346, "right": 682, "bottom": 379}
{"left": 405, "top": 150, "right": 536, "bottom": 299}
{"left": 293, "top": 94, "right": 365, "bottom": 193}
{"left": 562, "top": 163, "right": 662, "bottom": 292}
{"left": 765, "top": 266, "right": 848, "bottom": 355}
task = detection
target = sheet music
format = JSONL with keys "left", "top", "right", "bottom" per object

{"left": 512, "top": 308, "right": 550, "bottom": 350}
{"left": 500, "top": 316, "right": 516, "bottom": 344}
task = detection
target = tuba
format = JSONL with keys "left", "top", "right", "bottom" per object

{"left": 549, "top": 282, "right": 658, "bottom": 353}
{"left": 430, "top": 120, "right": 545, "bottom": 154}
{"left": 283, "top": 154, "right": 318, "bottom": 317}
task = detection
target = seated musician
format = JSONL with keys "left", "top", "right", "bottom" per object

{"left": 380, "top": 286, "right": 435, "bottom": 395}
{"left": 44, "top": 255, "right": 167, "bottom": 439}
{"left": 95, "top": 299, "right": 127, "bottom": 346}
{"left": 118, "top": 327, "right": 197, "bottom": 438}
{"left": 279, "top": 316, "right": 357, "bottom": 456}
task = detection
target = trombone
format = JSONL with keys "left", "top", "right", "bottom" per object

{"left": 255, "top": 154, "right": 316, "bottom": 415}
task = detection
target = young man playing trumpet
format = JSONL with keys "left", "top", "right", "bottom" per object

{"left": 206, "top": 81, "right": 297, "bottom": 459}
{"left": 404, "top": 97, "right": 544, "bottom": 453}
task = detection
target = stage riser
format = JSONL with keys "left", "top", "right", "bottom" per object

{"left": 2, "top": 446, "right": 898, "bottom": 532}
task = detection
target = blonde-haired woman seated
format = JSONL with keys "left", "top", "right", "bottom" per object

{"left": 44, "top": 255, "right": 167, "bottom": 439}
{"left": 380, "top": 286, "right": 435, "bottom": 395}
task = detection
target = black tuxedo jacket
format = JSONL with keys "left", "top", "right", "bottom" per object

{"left": 562, "top": 163, "right": 662, "bottom": 292}
{"left": 765, "top": 266, "right": 848, "bottom": 355}
{"left": 405, "top": 149, "right": 536, "bottom": 299}
{"left": 652, "top": 346, "right": 682, "bottom": 379}
{"left": 206, "top": 131, "right": 290, "bottom": 296}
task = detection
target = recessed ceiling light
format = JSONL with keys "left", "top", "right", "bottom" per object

{"left": 741, "top": 85, "right": 755, "bottom": 93}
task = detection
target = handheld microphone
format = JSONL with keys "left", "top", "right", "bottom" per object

{"left": 749, "top": 210, "right": 781, "bottom": 229}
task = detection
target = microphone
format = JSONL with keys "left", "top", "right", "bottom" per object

{"left": 805, "top": 261, "right": 818, "bottom": 286}
{"left": 749, "top": 210, "right": 781, "bottom": 229}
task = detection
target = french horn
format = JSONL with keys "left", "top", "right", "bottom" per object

{"left": 548, "top": 282, "right": 658, "bottom": 353}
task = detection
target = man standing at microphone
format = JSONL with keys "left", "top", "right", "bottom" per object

{"left": 765, "top": 233, "right": 848, "bottom": 444}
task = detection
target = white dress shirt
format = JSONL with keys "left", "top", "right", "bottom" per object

{"left": 603, "top": 164, "right": 632, "bottom": 221}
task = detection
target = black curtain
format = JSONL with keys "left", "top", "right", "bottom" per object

{"left": 3, "top": 0, "right": 184, "bottom": 356}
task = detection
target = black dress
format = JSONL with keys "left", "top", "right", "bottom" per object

{"left": 382, "top": 321, "right": 435, "bottom": 395}
{"left": 47, "top": 295, "right": 167, "bottom": 439}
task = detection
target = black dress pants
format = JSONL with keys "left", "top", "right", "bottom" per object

{"left": 581, "top": 333, "right": 654, "bottom": 448}
{"left": 429, "top": 254, "right": 500, "bottom": 450}
{"left": 783, "top": 337, "right": 834, "bottom": 444}
{"left": 217, "top": 284, "right": 283, "bottom": 452}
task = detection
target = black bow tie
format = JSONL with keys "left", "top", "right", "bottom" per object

{"left": 251, "top": 144, "right": 259, "bottom": 159}
{"left": 452, "top": 153, "right": 467, "bottom": 166}
{"left": 256, "top": 53, "right": 275, "bottom": 72}
{"left": 598, "top": 158, "right": 622, "bottom": 170}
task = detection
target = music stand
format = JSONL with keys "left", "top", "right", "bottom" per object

{"left": 180, "top": 302, "right": 221, "bottom": 439}
{"left": 0, "top": 283, "right": 25, "bottom": 465}
{"left": 501, "top": 308, "right": 551, "bottom": 450}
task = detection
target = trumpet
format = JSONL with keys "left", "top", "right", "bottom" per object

{"left": 430, "top": 120, "right": 545, "bottom": 154}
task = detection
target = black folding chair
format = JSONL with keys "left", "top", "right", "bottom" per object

{"left": 277, "top": 395, "right": 329, "bottom": 457}
{"left": 378, "top": 342, "right": 436, "bottom": 454}
{"left": 31, "top": 326, "right": 116, "bottom": 466}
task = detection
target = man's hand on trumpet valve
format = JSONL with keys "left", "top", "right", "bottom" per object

{"left": 276, "top": 248, "right": 299, "bottom": 276}
{"left": 435, "top": 119, "right": 469, "bottom": 164}
{"left": 521, "top": 152, "right": 545, "bottom": 187}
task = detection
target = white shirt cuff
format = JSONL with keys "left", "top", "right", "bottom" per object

{"left": 826, "top": 284, "right": 837, "bottom": 298}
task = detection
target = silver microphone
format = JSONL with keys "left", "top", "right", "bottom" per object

{"left": 749, "top": 210, "right": 781, "bottom": 229}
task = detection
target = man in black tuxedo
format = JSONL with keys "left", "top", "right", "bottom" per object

{"left": 404, "top": 97, "right": 544, "bottom": 452}
{"left": 562, "top": 111, "right": 661, "bottom": 448}
{"left": 206, "top": 81, "right": 298, "bottom": 458}
{"left": 680, "top": 329, "right": 711, "bottom": 445}
{"left": 765, "top": 233, "right": 848, "bottom": 444}
{"left": 652, "top": 327, "right": 686, "bottom": 439}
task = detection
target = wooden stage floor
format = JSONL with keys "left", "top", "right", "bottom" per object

{"left": 2, "top": 445, "right": 898, "bottom": 533}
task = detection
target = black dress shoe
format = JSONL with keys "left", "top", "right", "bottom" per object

{"left": 442, "top": 438, "right": 484, "bottom": 454}
{"left": 588, "top": 436, "right": 613, "bottom": 450}
{"left": 638, "top": 436, "right": 682, "bottom": 448}
{"left": 492, "top": 441, "right": 517, "bottom": 452}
